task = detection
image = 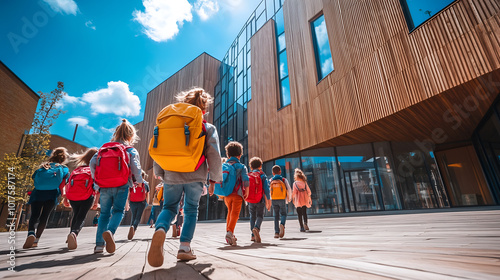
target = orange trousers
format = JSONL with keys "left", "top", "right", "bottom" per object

{"left": 224, "top": 194, "right": 243, "bottom": 233}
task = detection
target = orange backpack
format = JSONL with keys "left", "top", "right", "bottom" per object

{"left": 149, "top": 103, "right": 206, "bottom": 172}
{"left": 270, "top": 178, "right": 287, "bottom": 200}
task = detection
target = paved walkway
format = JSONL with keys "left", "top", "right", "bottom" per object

{"left": 1, "top": 208, "right": 499, "bottom": 279}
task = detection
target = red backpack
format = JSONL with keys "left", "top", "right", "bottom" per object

{"left": 245, "top": 171, "right": 264, "bottom": 203}
{"left": 65, "top": 166, "right": 94, "bottom": 201}
{"left": 94, "top": 142, "right": 131, "bottom": 188}
{"left": 129, "top": 183, "right": 147, "bottom": 202}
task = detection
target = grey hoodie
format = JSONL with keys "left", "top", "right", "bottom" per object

{"left": 154, "top": 122, "right": 223, "bottom": 185}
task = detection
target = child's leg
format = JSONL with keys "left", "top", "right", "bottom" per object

{"left": 297, "top": 206, "right": 304, "bottom": 228}
{"left": 272, "top": 201, "right": 280, "bottom": 233}
{"left": 133, "top": 201, "right": 147, "bottom": 229}
{"left": 249, "top": 203, "right": 257, "bottom": 231}
{"left": 225, "top": 194, "right": 243, "bottom": 233}
{"left": 96, "top": 188, "right": 113, "bottom": 246}
{"left": 35, "top": 200, "right": 55, "bottom": 238}
{"left": 279, "top": 201, "right": 287, "bottom": 226}
{"left": 106, "top": 185, "right": 128, "bottom": 235}
{"left": 28, "top": 201, "right": 43, "bottom": 236}
{"left": 155, "top": 184, "right": 184, "bottom": 232}
{"left": 69, "top": 196, "right": 93, "bottom": 235}
{"left": 179, "top": 182, "right": 204, "bottom": 244}
{"left": 302, "top": 206, "right": 308, "bottom": 225}
{"left": 254, "top": 200, "right": 265, "bottom": 230}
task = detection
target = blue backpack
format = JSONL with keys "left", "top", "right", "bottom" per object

{"left": 214, "top": 162, "right": 241, "bottom": 197}
{"left": 33, "top": 163, "right": 64, "bottom": 191}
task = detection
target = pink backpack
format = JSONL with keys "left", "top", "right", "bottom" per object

{"left": 94, "top": 142, "right": 131, "bottom": 188}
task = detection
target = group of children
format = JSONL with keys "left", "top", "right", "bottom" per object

{"left": 22, "top": 86, "right": 312, "bottom": 269}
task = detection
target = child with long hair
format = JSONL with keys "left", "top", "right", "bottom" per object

{"left": 292, "top": 168, "right": 312, "bottom": 232}
{"left": 91, "top": 119, "right": 143, "bottom": 254}
{"left": 148, "top": 87, "right": 222, "bottom": 266}
{"left": 63, "top": 147, "right": 98, "bottom": 249}
{"left": 128, "top": 170, "right": 149, "bottom": 240}
{"left": 23, "top": 147, "right": 70, "bottom": 249}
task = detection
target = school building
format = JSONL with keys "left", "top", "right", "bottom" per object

{"left": 135, "top": 0, "right": 500, "bottom": 219}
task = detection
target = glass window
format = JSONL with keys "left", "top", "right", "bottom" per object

{"left": 247, "top": 67, "right": 251, "bottom": 90}
{"left": 336, "top": 144, "right": 382, "bottom": 212}
{"left": 277, "top": 33, "right": 286, "bottom": 52}
{"left": 266, "top": 0, "right": 275, "bottom": 20}
{"left": 247, "top": 50, "right": 251, "bottom": 68}
{"left": 275, "top": 7, "right": 285, "bottom": 35}
{"left": 311, "top": 14, "right": 334, "bottom": 81}
{"left": 301, "top": 148, "right": 342, "bottom": 214}
{"left": 280, "top": 77, "right": 291, "bottom": 107}
{"left": 237, "top": 74, "right": 244, "bottom": 98}
{"left": 256, "top": 14, "right": 266, "bottom": 30}
{"left": 400, "top": 0, "right": 456, "bottom": 31}
{"left": 279, "top": 51, "right": 288, "bottom": 79}
{"left": 373, "top": 142, "right": 402, "bottom": 210}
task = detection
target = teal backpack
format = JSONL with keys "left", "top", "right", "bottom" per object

{"left": 33, "top": 163, "right": 64, "bottom": 191}
{"left": 214, "top": 162, "right": 241, "bottom": 197}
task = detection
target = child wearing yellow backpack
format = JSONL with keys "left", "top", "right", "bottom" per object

{"left": 147, "top": 87, "right": 222, "bottom": 266}
{"left": 270, "top": 165, "right": 292, "bottom": 239}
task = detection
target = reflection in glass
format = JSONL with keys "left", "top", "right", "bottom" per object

{"left": 401, "top": 0, "right": 455, "bottom": 30}
{"left": 336, "top": 144, "right": 382, "bottom": 211}
{"left": 280, "top": 77, "right": 291, "bottom": 107}
{"left": 279, "top": 51, "right": 288, "bottom": 79}
{"left": 275, "top": 7, "right": 285, "bottom": 35}
{"left": 373, "top": 142, "right": 402, "bottom": 210}
{"left": 275, "top": 155, "right": 300, "bottom": 215}
{"left": 278, "top": 33, "right": 286, "bottom": 52}
{"left": 311, "top": 14, "right": 334, "bottom": 81}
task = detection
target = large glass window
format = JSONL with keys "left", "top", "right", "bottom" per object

{"left": 301, "top": 148, "right": 342, "bottom": 214}
{"left": 400, "top": 0, "right": 456, "bottom": 31}
{"left": 373, "top": 142, "right": 402, "bottom": 210}
{"left": 275, "top": 7, "right": 290, "bottom": 108}
{"left": 311, "top": 14, "right": 334, "bottom": 81}
{"left": 336, "top": 144, "right": 382, "bottom": 212}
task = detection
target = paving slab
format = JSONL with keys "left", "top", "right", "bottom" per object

{"left": 1, "top": 209, "right": 499, "bottom": 279}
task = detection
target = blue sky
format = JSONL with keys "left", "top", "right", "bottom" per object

{"left": 1, "top": 0, "right": 261, "bottom": 148}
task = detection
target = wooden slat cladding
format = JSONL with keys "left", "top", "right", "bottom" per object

{"left": 248, "top": 0, "right": 500, "bottom": 162}
{"left": 133, "top": 53, "right": 221, "bottom": 180}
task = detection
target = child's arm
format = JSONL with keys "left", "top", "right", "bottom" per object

{"left": 91, "top": 192, "right": 100, "bottom": 210}
{"left": 128, "top": 148, "right": 143, "bottom": 184}
{"left": 262, "top": 173, "right": 270, "bottom": 200}
{"left": 153, "top": 161, "right": 164, "bottom": 180}
{"left": 285, "top": 178, "right": 292, "bottom": 203}
{"left": 206, "top": 125, "right": 223, "bottom": 183}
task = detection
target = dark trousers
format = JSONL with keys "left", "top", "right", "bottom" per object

{"left": 296, "top": 206, "right": 308, "bottom": 228}
{"left": 249, "top": 198, "right": 265, "bottom": 231}
{"left": 130, "top": 200, "right": 147, "bottom": 229}
{"left": 28, "top": 199, "right": 56, "bottom": 237}
{"left": 69, "top": 196, "right": 94, "bottom": 235}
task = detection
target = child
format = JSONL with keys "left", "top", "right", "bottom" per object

{"left": 222, "top": 142, "right": 249, "bottom": 246}
{"left": 128, "top": 170, "right": 150, "bottom": 240}
{"left": 148, "top": 181, "right": 164, "bottom": 228}
{"left": 23, "top": 147, "right": 70, "bottom": 249}
{"left": 270, "top": 165, "right": 292, "bottom": 238}
{"left": 171, "top": 192, "right": 184, "bottom": 238}
{"left": 246, "top": 157, "right": 270, "bottom": 243}
{"left": 93, "top": 213, "right": 99, "bottom": 227}
{"left": 63, "top": 147, "right": 99, "bottom": 250}
{"left": 292, "top": 168, "right": 312, "bottom": 232}
{"left": 90, "top": 119, "right": 143, "bottom": 254}
{"left": 148, "top": 87, "right": 222, "bottom": 266}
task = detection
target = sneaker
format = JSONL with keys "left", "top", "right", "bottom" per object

{"left": 225, "top": 231, "right": 237, "bottom": 246}
{"left": 23, "top": 235, "right": 36, "bottom": 249}
{"left": 304, "top": 224, "right": 309, "bottom": 231}
{"left": 252, "top": 227, "right": 261, "bottom": 243}
{"left": 128, "top": 226, "right": 135, "bottom": 240}
{"left": 171, "top": 224, "right": 177, "bottom": 238}
{"left": 300, "top": 227, "right": 305, "bottom": 232}
{"left": 274, "top": 233, "right": 279, "bottom": 238}
{"left": 279, "top": 224, "right": 285, "bottom": 238}
{"left": 177, "top": 249, "right": 196, "bottom": 261}
{"left": 94, "top": 245, "right": 104, "bottom": 254}
{"left": 67, "top": 232, "right": 77, "bottom": 250}
{"left": 150, "top": 224, "right": 153, "bottom": 228}
{"left": 148, "top": 228, "right": 166, "bottom": 267}
{"left": 32, "top": 238, "right": 39, "bottom": 248}
{"left": 102, "top": 230, "right": 116, "bottom": 253}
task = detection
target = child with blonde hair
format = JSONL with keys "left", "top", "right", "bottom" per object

{"left": 91, "top": 119, "right": 143, "bottom": 254}
{"left": 292, "top": 168, "right": 312, "bottom": 232}
{"left": 148, "top": 87, "right": 222, "bottom": 266}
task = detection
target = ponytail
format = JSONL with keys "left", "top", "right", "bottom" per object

{"left": 41, "top": 147, "right": 69, "bottom": 169}
{"left": 111, "top": 119, "right": 139, "bottom": 145}
{"left": 175, "top": 87, "right": 213, "bottom": 112}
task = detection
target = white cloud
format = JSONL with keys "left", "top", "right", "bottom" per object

{"left": 43, "top": 0, "right": 78, "bottom": 15}
{"left": 85, "top": 20, "right": 96, "bottom": 30}
{"left": 194, "top": 0, "right": 219, "bottom": 21}
{"left": 82, "top": 81, "right": 141, "bottom": 117}
{"left": 57, "top": 93, "right": 85, "bottom": 108}
{"left": 321, "top": 57, "right": 333, "bottom": 76}
{"left": 133, "top": 0, "right": 193, "bottom": 42}
{"left": 68, "top": 117, "right": 97, "bottom": 133}
{"left": 100, "top": 126, "right": 116, "bottom": 133}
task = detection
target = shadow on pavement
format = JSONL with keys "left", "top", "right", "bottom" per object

{"left": 118, "top": 262, "right": 214, "bottom": 280}
{"left": 217, "top": 242, "right": 279, "bottom": 251}
{"left": 279, "top": 238, "right": 307, "bottom": 241}
{"left": 305, "top": 230, "right": 322, "bottom": 233}
{"left": 14, "top": 253, "right": 113, "bottom": 272}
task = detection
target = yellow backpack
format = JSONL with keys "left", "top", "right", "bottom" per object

{"left": 149, "top": 103, "right": 206, "bottom": 172}
{"left": 270, "top": 179, "right": 287, "bottom": 200}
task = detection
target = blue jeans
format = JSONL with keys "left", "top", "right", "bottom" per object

{"left": 249, "top": 198, "right": 265, "bottom": 233}
{"left": 148, "top": 205, "right": 160, "bottom": 225}
{"left": 272, "top": 200, "right": 287, "bottom": 234}
{"left": 130, "top": 200, "right": 147, "bottom": 230}
{"left": 155, "top": 182, "right": 203, "bottom": 243}
{"left": 96, "top": 185, "right": 129, "bottom": 246}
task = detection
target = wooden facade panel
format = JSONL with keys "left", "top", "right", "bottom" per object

{"left": 248, "top": 0, "right": 500, "bottom": 162}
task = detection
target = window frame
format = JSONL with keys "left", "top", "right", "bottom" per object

{"left": 310, "top": 12, "right": 334, "bottom": 83}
